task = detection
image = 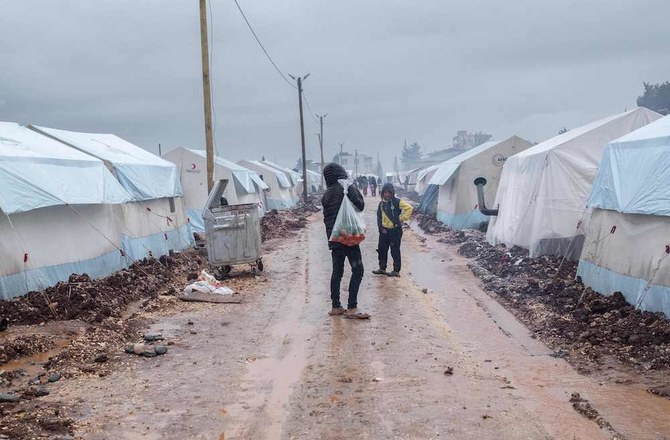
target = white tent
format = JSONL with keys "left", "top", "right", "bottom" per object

{"left": 414, "top": 165, "right": 439, "bottom": 196}
{"left": 304, "top": 170, "right": 323, "bottom": 193}
{"left": 0, "top": 123, "right": 133, "bottom": 299}
{"left": 426, "top": 136, "right": 533, "bottom": 230}
{"left": 261, "top": 160, "right": 301, "bottom": 200}
{"left": 162, "top": 148, "right": 269, "bottom": 231}
{"left": 578, "top": 115, "right": 670, "bottom": 315}
{"left": 487, "top": 108, "right": 661, "bottom": 259}
{"left": 32, "top": 125, "right": 193, "bottom": 261}
{"left": 238, "top": 160, "right": 297, "bottom": 210}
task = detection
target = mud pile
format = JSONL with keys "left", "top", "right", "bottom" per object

{"left": 413, "top": 212, "right": 450, "bottom": 235}
{"left": 261, "top": 202, "right": 318, "bottom": 242}
{"left": 0, "top": 253, "right": 204, "bottom": 327}
{"left": 416, "top": 215, "right": 670, "bottom": 373}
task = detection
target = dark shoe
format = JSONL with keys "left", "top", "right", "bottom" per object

{"left": 387, "top": 271, "right": 400, "bottom": 277}
{"left": 372, "top": 269, "right": 387, "bottom": 275}
{"left": 328, "top": 307, "right": 346, "bottom": 316}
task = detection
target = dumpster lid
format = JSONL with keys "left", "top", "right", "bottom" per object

{"left": 204, "top": 179, "right": 230, "bottom": 210}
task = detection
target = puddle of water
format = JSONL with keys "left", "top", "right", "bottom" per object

{"left": 1, "top": 337, "right": 74, "bottom": 381}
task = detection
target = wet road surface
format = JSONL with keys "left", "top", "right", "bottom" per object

{"left": 46, "top": 198, "right": 670, "bottom": 439}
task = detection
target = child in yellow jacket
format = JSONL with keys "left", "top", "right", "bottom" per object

{"left": 372, "top": 183, "right": 413, "bottom": 277}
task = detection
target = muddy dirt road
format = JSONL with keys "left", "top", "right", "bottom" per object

{"left": 26, "top": 198, "right": 670, "bottom": 439}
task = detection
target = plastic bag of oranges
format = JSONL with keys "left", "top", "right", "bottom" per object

{"left": 329, "top": 180, "right": 366, "bottom": 246}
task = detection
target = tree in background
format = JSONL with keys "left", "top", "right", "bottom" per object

{"left": 558, "top": 127, "right": 569, "bottom": 135}
{"left": 401, "top": 142, "right": 423, "bottom": 170}
{"left": 637, "top": 82, "right": 670, "bottom": 115}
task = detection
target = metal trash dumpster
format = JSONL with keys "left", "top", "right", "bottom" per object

{"left": 203, "top": 179, "right": 263, "bottom": 277}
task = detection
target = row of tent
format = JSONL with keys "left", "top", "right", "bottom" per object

{"left": 0, "top": 123, "right": 319, "bottom": 300}
{"left": 414, "top": 107, "right": 670, "bottom": 316}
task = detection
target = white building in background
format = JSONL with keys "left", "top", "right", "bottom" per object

{"left": 334, "top": 151, "right": 375, "bottom": 175}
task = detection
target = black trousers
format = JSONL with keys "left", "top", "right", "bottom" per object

{"left": 330, "top": 245, "right": 364, "bottom": 309}
{"left": 378, "top": 227, "right": 402, "bottom": 272}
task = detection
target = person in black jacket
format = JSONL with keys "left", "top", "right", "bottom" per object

{"left": 321, "top": 163, "right": 370, "bottom": 319}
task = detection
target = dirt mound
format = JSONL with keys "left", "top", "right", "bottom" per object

{"left": 453, "top": 233, "right": 670, "bottom": 373}
{"left": 0, "top": 252, "right": 205, "bottom": 328}
{"left": 413, "top": 212, "right": 450, "bottom": 234}
{"left": 261, "top": 203, "right": 317, "bottom": 242}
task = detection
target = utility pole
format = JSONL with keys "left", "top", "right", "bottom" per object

{"left": 316, "top": 113, "right": 327, "bottom": 188}
{"left": 339, "top": 142, "right": 344, "bottom": 166}
{"left": 199, "top": 0, "right": 215, "bottom": 193}
{"left": 289, "top": 74, "right": 310, "bottom": 201}
{"left": 158, "top": 143, "right": 162, "bottom": 156}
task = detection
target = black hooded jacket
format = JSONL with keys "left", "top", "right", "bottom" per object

{"left": 321, "top": 163, "right": 364, "bottom": 243}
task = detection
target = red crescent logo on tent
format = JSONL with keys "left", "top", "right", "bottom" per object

{"left": 191, "top": 163, "right": 197, "bottom": 170}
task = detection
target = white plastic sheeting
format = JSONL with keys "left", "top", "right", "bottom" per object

{"left": 414, "top": 165, "right": 439, "bottom": 196}
{"left": 0, "top": 122, "right": 131, "bottom": 214}
{"left": 578, "top": 209, "right": 670, "bottom": 315}
{"left": 428, "top": 136, "right": 532, "bottom": 230}
{"left": 487, "top": 108, "right": 662, "bottom": 259}
{"left": 588, "top": 115, "right": 670, "bottom": 216}
{"left": 578, "top": 115, "right": 670, "bottom": 315}
{"left": 32, "top": 125, "right": 182, "bottom": 200}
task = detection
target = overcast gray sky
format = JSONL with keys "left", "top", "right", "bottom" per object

{"left": 1, "top": 0, "right": 669, "bottom": 171}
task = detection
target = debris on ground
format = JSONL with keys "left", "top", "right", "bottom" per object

{"left": 412, "top": 212, "right": 450, "bottom": 234}
{"left": 415, "top": 214, "right": 670, "bottom": 379}
{"left": 0, "top": 252, "right": 205, "bottom": 327}
{"left": 182, "top": 270, "right": 235, "bottom": 296}
{"left": 124, "top": 343, "right": 168, "bottom": 358}
{"left": 444, "top": 367, "right": 454, "bottom": 376}
{"left": 569, "top": 392, "right": 623, "bottom": 436}
{"left": 260, "top": 198, "right": 319, "bottom": 242}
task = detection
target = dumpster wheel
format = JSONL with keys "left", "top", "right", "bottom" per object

{"left": 214, "top": 265, "right": 232, "bottom": 280}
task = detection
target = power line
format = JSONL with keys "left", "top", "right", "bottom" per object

{"left": 232, "top": 0, "right": 296, "bottom": 90}
{"left": 302, "top": 90, "right": 319, "bottom": 123}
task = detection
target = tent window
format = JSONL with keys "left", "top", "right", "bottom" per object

{"left": 169, "top": 197, "right": 176, "bottom": 213}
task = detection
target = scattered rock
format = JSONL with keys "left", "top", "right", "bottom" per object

{"left": 444, "top": 367, "right": 454, "bottom": 376}
{"left": 0, "top": 393, "right": 20, "bottom": 403}
{"left": 93, "top": 353, "right": 108, "bottom": 363}
{"left": 48, "top": 372, "right": 62, "bottom": 383}
{"left": 154, "top": 346, "right": 168, "bottom": 356}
